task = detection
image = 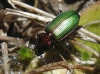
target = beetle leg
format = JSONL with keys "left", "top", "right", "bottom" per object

{"left": 75, "top": 26, "right": 82, "bottom": 30}
{"left": 58, "top": 10, "right": 63, "bottom": 15}
{"left": 58, "top": 0, "right": 63, "bottom": 15}
{"left": 51, "top": 43, "right": 55, "bottom": 65}
{"left": 40, "top": 55, "right": 49, "bottom": 69}
{"left": 46, "top": 22, "right": 50, "bottom": 26}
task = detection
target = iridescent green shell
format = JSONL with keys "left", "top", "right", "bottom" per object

{"left": 45, "top": 11, "right": 80, "bottom": 40}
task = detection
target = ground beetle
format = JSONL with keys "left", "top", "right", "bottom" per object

{"left": 35, "top": 11, "right": 80, "bottom": 56}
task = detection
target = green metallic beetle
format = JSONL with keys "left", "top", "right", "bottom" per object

{"left": 35, "top": 11, "right": 80, "bottom": 55}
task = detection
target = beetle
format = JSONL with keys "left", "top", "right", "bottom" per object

{"left": 34, "top": 11, "right": 80, "bottom": 56}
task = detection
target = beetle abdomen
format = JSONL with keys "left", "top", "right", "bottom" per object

{"left": 45, "top": 11, "right": 80, "bottom": 40}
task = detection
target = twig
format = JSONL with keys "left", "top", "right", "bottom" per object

{"left": 8, "top": 0, "right": 16, "bottom": 8}
{"left": 26, "top": 61, "right": 95, "bottom": 74}
{"left": 0, "top": 36, "right": 17, "bottom": 42}
{"left": 71, "top": 39, "right": 100, "bottom": 58}
{"left": 6, "top": 8, "right": 53, "bottom": 22}
{"left": 34, "top": 0, "right": 39, "bottom": 7}
{"left": 77, "top": 30, "right": 98, "bottom": 43}
{"left": 0, "top": 36, "right": 25, "bottom": 45}
{"left": 1, "top": 42, "right": 10, "bottom": 74}
{"left": 58, "top": 41, "right": 96, "bottom": 64}
{"left": 58, "top": 0, "right": 63, "bottom": 11}
{"left": 83, "top": 20, "right": 100, "bottom": 28}
{"left": 59, "top": 54, "right": 74, "bottom": 74}
{"left": 77, "top": 28, "right": 100, "bottom": 43}
{"left": 8, "top": 0, "right": 55, "bottom": 18}
{"left": 8, "top": 45, "right": 19, "bottom": 52}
